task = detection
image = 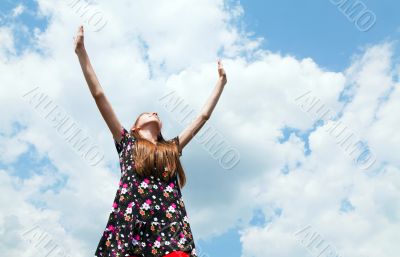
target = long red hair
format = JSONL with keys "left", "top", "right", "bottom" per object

{"left": 130, "top": 112, "right": 187, "bottom": 189}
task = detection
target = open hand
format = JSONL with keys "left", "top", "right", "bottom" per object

{"left": 73, "top": 25, "right": 85, "bottom": 54}
{"left": 218, "top": 59, "right": 227, "bottom": 85}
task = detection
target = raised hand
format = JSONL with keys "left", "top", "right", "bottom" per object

{"left": 217, "top": 59, "right": 227, "bottom": 85}
{"left": 73, "top": 24, "right": 124, "bottom": 144}
{"left": 177, "top": 59, "right": 228, "bottom": 150}
{"left": 73, "top": 25, "right": 85, "bottom": 55}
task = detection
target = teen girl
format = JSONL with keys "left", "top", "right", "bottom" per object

{"left": 73, "top": 25, "right": 227, "bottom": 257}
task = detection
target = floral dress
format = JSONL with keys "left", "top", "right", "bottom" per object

{"left": 94, "top": 126, "right": 197, "bottom": 257}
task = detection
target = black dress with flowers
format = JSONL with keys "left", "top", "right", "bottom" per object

{"left": 94, "top": 126, "right": 197, "bottom": 257}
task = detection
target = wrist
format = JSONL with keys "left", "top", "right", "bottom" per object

{"left": 75, "top": 47, "right": 86, "bottom": 56}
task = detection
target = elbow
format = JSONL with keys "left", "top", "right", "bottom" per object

{"left": 200, "top": 114, "right": 210, "bottom": 121}
{"left": 93, "top": 91, "right": 104, "bottom": 100}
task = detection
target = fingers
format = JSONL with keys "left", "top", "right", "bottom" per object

{"left": 217, "top": 59, "right": 226, "bottom": 78}
{"left": 73, "top": 25, "right": 84, "bottom": 41}
{"left": 76, "top": 25, "right": 84, "bottom": 36}
{"left": 217, "top": 59, "right": 224, "bottom": 69}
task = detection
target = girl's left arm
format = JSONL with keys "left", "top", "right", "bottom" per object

{"left": 177, "top": 60, "right": 228, "bottom": 153}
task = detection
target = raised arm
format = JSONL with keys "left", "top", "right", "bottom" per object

{"left": 73, "top": 25, "right": 123, "bottom": 143}
{"left": 178, "top": 60, "right": 228, "bottom": 153}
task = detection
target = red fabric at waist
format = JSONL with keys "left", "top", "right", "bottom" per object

{"left": 128, "top": 250, "right": 189, "bottom": 257}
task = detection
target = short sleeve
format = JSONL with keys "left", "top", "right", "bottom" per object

{"left": 114, "top": 126, "right": 130, "bottom": 154}
{"left": 173, "top": 136, "right": 182, "bottom": 157}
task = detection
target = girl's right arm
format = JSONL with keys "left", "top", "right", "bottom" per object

{"left": 74, "top": 25, "right": 123, "bottom": 144}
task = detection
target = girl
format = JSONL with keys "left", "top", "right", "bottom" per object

{"left": 73, "top": 25, "right": 227, "bottom": 257}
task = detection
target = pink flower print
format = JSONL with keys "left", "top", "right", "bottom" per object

{"left": 142, "top": 202, "right": 150, "bottom": 210}
{"left": 144, "top": 178, "right": 150, "bottom": 184}
{"left": 169, "top": 182, "right": 174, "bottom": 188}
{"left": 108, "top": 225, "right": 115, "bottom": 232}
{"left": 119, "top": 180, "right": 122, "bottom": 186}
{"left": 132, "top": 238, "right": 139, "bottom": 246}
{"left": 123, "top": 183, "right": 128, "bottom": 188}
{"left": 154, "top": 240, "right": 161, "bottom": 248}
{"left": 171, "top": 203, "right": 176, "bottom": 208}
{"left": 145, "top": 199, "right": 152, "bottom": 205}
{"left": 168, "top": 205, "right": 176, "bottom": 213}
{"left": 113, "top": 202, "right": 118, "bottom": 208}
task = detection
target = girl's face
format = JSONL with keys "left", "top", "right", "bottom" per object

{"left": 137, "top": 112, "right": 162, "bottom": 131}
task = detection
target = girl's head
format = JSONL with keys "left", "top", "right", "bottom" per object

{"left": 129, "top": 111, "right": 186, "bottom": 189}
{"left": 130, "top": 112, "right": 163, "bottom": 139}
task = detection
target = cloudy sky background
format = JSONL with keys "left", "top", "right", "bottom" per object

{"left": 1, "top": 0, "right": 399, "bottom": 256}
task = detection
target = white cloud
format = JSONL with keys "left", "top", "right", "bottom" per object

{"left": 0, "top": 131, "right": 29, "bottom": 164}
{"left": 239, "top": 43, "right": 400, "bottom": 257}
{"left": 0, "top": 26, "right": 15, "bottom": 57}
{"left": 12, "top": 4, "right": 26, "bottom": 18}
{"left": 0, "top": 1, "right": 399, "bottom": 257}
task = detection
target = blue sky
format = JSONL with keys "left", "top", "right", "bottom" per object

{"left": 2, "top": 0, "right": 400, "bottom": 70}
{"left": 240, "top": 0, "right": 400, "bottom": 71}
{"left": 0, "top": 1, "right": 399, "bottom": 257}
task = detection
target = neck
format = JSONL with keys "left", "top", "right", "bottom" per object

{"left": 138, "top": 129, "right": 159, "bottom": 145}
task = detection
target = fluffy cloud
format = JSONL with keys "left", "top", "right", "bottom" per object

{"left": 239, "top": 43, "right": 400, "bottom": 257}
{"left": 0, "top": 1, "right": 399, "bottom": 257}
